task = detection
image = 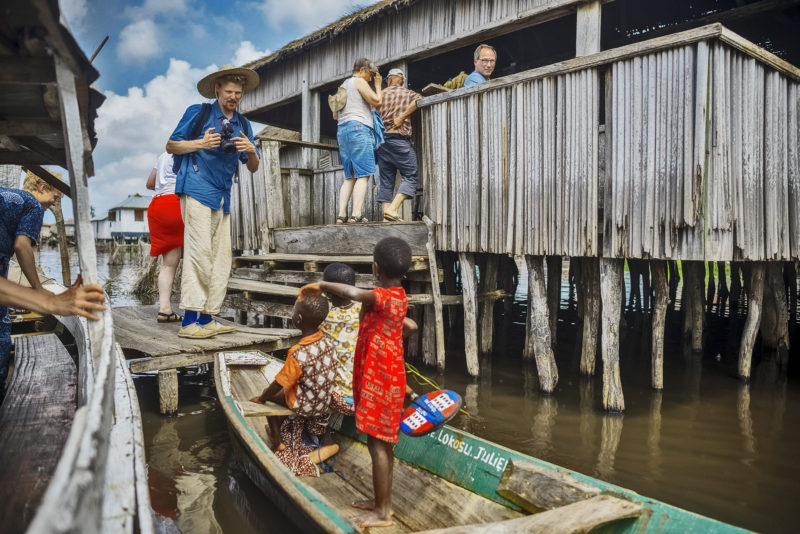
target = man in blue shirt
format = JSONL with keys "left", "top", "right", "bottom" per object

{"left": 167, "top": 65, "right": 260, "bottom": 339}
{"left": 463, "top": 44, "right": 497, "bottom": 87}
{"left": 0, "top": 174, "right": 62, "bottom": 401}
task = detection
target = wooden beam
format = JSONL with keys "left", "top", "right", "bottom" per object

{"left": 0, "top": 57, "right": 55, "bottom": 84}
{"left": 0, "top": 121, "right": 61, "bottom": 136}
{"left": 257, "top": 137, "right": 339, "bottom": 151}
{"left": 11, "top": 137, "right": 64, "bottom": 167}
{"left": 21, "top": 165, "right": 71, "bottom": 197}
{"left": 0, "top": 150, "right": 63, "bottom": 165}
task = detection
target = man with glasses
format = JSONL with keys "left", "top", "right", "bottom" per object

{"left": 464, "top": 44, "right": 497, "bottom": 87}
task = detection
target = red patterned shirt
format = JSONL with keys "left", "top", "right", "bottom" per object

{"left": 378, "top": 84, "right": 421, "bottom": 137}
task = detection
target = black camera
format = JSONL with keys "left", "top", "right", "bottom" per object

{"left": 219, "top": 117, "right": 236, "bottom": 155}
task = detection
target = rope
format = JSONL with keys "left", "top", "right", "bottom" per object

{"left": 404, "top": 362, "right": 471, "bottom": 417}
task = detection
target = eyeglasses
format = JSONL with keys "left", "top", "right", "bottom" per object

{"left": 478, "top": 58, "right": 496, "bottom": 64}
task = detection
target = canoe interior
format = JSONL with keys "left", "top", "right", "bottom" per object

{"left": 222, "top": 352, "right": 522, "bottom": 533}
{"left": 219, "top": 351, "right": 752, "bottom": 534}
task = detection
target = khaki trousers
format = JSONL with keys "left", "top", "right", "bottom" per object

{"left": 179, "top": 195, "right": 231, "bottom": 315}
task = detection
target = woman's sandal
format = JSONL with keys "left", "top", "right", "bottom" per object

{"left": 383, "top": 213, "right": 404, "bottom": 222}
{"left": 351, "top": 216, "right": 370, "bottom": 223}
{"left": 157, "top": 312, "right": 182, "bottom": 323}
{"left": 335, "top": 216, "right": 347, "bottom": 225}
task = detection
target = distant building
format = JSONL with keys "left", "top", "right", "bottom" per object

{"left": 92, "top": 217, "right": 111, "bottom": 240}
{"left": 107, "top": 194, "right": 151, "bottom": 241}
{"left": 39, "top": 222, "right": 54, "bottom": 240}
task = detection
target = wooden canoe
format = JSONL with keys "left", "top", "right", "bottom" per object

{"left": 215, "top": 350, "right": 751, "bottom": 533}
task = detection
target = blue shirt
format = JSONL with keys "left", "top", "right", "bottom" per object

{"left": 169, "top": 101, "right": 259, "bottom": 213}
{"left": 463, "top": 71, "right": 487, "bottom": 87}
{"left": 0, "top": 188, "right": 43, "bottom": 278}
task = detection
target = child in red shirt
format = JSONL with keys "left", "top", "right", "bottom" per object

{"left": 300, "top": 236, "right": 415, "bottom": 529}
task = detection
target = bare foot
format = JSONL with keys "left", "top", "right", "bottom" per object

{"left": 352, "top": 501, "right": 394, "bottom": 517}
{"left": 271, "top": 442, "right": 286, "bottom": 453}
{"left": 353, "top": 510, "right": 393, "bottom": 528}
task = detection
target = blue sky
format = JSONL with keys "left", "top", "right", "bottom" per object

{"left": 51, "top": 0, "right": 369, "bottom": 221}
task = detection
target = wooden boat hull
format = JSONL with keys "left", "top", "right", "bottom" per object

{"left": 215, "top": 351, "right": 752, "bottom": 534}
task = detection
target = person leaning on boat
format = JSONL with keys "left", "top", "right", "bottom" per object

{"left": 166, "top": 65, "right": 260, "bottom": 339}
{"left": 463, "top": 43, "right": 497, "bottom": 87}
{"left": 0, "top": 175, "right": 61, "bottom": 401}
{"left": 332, "top": 58, "right": 382, "bottom": 224}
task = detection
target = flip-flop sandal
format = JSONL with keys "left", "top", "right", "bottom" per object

{"left": 157, "top": 312, "right": 182, "bottom": 323}
{"left": 335, "top": 216, "right": 347, "bottom": 224}
{"left": 383, "top": 214, "right": 404, "bottom": 222}
{"left": 352, "top": 216, "right": 370, "bottom": 223}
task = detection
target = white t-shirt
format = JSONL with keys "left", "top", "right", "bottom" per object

{"left": 153, "top": 152, "right": 177, "bottom": 197}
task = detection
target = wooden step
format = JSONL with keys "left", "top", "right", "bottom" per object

{"left": 227, "top": 277, "right": 437, "bottom": 306}
{"left": 233, "top": 253, "right": 430, "bottom": 273}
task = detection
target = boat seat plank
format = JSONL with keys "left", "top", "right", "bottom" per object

{"left": 0, "top": 333, "right": 76, "bottom": 533}
{"left": 418, "top": 494, "right": 643, "bottom": 534}
{"left": 496, "top": 458, "right": 601, "bottom": 513}
{"left": 240, "top": 400, "right": 294, "bottom": 417}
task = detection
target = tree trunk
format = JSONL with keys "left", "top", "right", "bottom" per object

{"left": 650, "top": 260, "right": 668, "bottom": 390}
{"left": 600, "top": 258, "right": 625, "bottom": 412}
{"left": 524, "top": 255, "right": 558, "bottom": 393}
{"left": 579, "top": 257, "right": 600, "bottom": 376}
{"left": 738, "top": 263, "right": 765, "bottom": 380}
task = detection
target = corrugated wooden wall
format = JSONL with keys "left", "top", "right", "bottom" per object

{"left": 241, "top": 0, "right": 560, "bottom": 112}
{"left": 419, "top": 36, "right": 800, "bottom": 261}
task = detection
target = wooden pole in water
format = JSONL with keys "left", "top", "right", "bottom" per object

{"left": 50, "top": 197, "right": 71, "bottom": 285}
{"left": 600, "top": 258, "right": 625, "bottom": 412}
{"left": 479, "top": 255, "right": 499, "bottom": 356}
{"left": 760, "top": 262, "right": 790, "bottom": 356}
{"left": 650, "top": 260, "right": 668, "bottom": 390}
{"left": 458, "top": 252, "right": 480, "bottom": 377}
{"left": 546, "top": 256, "right": 562, "bottom": 347}
{"left": 579, "top": 257, "right": 600, "bottom": 376}
{"left": 523, "top": 255, "right": 558, "bottom": 393}
{"left": 738, "top": 262, "right": 765, "bottom": 380}
{"left": 681, "top": 261, "right": 704, "bottom": 351}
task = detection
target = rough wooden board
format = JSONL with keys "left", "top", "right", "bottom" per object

{"left": 114, "top": 304, "right": 297, "bottom": 360}
{"left": 0, "top": 333, "right": 76, "bottom": 533}
{"left": 224, "top": 293, "right": 296, "bottom": 320}
{"left": 234, "top": 253, "right": 430, "bottom": 272}
{"left": 272, "top": 222, "right": 429, "bottom": 255}
{"left": 419, "top": 494, "right": 642, "bottom": 534}
{"left": 240, "top": 400, "right": 295, "bottom": 417}
{"left": 496, "top": 459, "right": 600, "bottom": 513}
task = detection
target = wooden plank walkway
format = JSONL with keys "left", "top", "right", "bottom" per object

{"left": 0, "top": 333, "right": 76, "bottom": 533}
{"left": 114, "top": 305, "right": 299, "bottom": 374}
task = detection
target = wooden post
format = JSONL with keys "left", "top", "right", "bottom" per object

{"left": 667, "top": 260, "right": 680, "bottom": 311}
{"left": 523, "top": 255, "right": 558, "bottom": 394}
{"left": 579, "top": 257, "right": 600, "bottom": 376}
{"left": 50, "top": 197, "right": 71, "bottom": 285}
{"left": 546, "top": 256, "right": 562, "bottom": 346}
{"left": 301, "top": 69, "right": 320, "bottom": 169}
{"left": 458, "top": 252, "right": 480, "bottom": 377}
{"left": 407, "top": 282, "right": 423, "bottom": 362}
{"left": 421, "top": 302, "right": 436, "bottom": 367}
{"left": 738, "top": 263, "right": 765, "bottom": 380}
{"left": 423, "top": 216, "right": 446, "bottom": 371}
{"left": 600, "top": 258, "right": 624, "bottom": 412}
{"left": 576, "top": 0, "right": 601, "bottom": 57}
{"left": 681, "top": 261, "right": 704, "bottom": 351}
{"left": 263, "top": 140, "right": 284, "bottom": 243}
{"left": 479, "top": 255, "right": 499, "bottom": 355}
{"left": 730, "top": 261, "right": 744, "bottom": 315}
{"left": 650, "top": 260, "right": 668, "bottom": 390}
{"left": 760, "top": 262, "right": 790, "bottom": 355}
{"left": 158, "top": 369, "right": 179, "bottom": 415}
{"left": 706, "top": 261, "right": 717, "bottom": 313}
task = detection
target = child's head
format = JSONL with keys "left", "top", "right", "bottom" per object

{"left": 373, "top": 237, "right": 412, "bottom": 280}
{"left": 292, "top": 294, "right": 330, "bottom": 332}
{"left": 323, "top": 262, "right": 356, "bottom": 286}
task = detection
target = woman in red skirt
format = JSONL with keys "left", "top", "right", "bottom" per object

{"left": 146, "top": 152, "right": 184, "bottom": 322}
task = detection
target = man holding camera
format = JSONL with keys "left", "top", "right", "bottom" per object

{"left": 166, "top": 65, "right": 260, "bottom": 339}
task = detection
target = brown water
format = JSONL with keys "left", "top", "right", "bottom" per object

{"left": 37, "top": 249, "right": 800, "bottom": 533}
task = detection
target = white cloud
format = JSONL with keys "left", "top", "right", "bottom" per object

{"left": 123, "top": 0, "right": 190, "bottom": 18}
{"left": 260, "top": 0, "right": 363, "bottom": 33}
{"left": 59, "top": 0, "right": 89, "bottom": 30}
{"left": 232, "top": 41, "right": 271, "bottom": 66}
{"left": 117, "top": 19, "right": 162, "bottom": 64}
{"left": 90, "top": 59, "right": 216, "bottom": 213}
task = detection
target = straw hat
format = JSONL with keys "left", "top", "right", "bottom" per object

{"left": 197, "top": 64, "right": 260, "bottom": 99}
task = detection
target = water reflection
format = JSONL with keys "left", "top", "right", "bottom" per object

{"left": 596, "top": 414, "right": 623, "bottom": 479}
{"left": 647, "top": 392, "right": 663, "bottom": 480}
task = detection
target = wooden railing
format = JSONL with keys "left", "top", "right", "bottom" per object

{"left": 416, "top": 23, "right": 800, "bottom": 261}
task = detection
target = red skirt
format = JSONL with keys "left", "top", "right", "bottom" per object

{"left": 147, "top": 194, "right": 184, "bottom": 256}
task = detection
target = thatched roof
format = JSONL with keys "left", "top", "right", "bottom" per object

{"left": 245, "top": 0, "right": 417, "bottom": 71}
